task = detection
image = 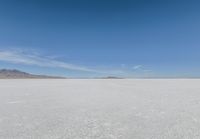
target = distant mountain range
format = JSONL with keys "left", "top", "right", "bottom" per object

{"left": 0, "top": 69, "right": 65, "bottom": 79}
{"left": 0, "top": 69, "right": 123, "bottom": 79}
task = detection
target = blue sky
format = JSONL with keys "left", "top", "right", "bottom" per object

{"left": 0, "top": 0, "right": 200, "bottom": 78}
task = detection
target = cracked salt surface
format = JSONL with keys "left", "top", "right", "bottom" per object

{"left": 0, "top": 79, "right": 200, "bottom": 139}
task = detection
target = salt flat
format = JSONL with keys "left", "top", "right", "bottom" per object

{"left": 0, "top": 79, "right": 200, "bottom": 139}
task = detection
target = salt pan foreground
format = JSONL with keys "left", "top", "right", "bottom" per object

{"left": 0, "top": 79, "right": 200, "bottom": 139}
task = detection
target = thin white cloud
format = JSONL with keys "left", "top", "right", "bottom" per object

{"left": 132, "top": 65, "right": 143, "bottom": 70}
{"left": 0, "top": 50, "right": 100, "bottom": 73}
{"left": 0, "top": 49, "right": 126, "bottom": 75}
{"left": 0, "top": 49, "right": 152, "bottom": 77}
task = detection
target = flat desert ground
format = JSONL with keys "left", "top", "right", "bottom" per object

{"left": 0, "top": 79, "right": 200, "bottom": 139}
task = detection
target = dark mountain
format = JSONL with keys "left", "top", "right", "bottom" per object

{"left": 0, "top": 69, "right": 65, "bottom": 79}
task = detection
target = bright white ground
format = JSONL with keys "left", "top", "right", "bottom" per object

{"left": 0, "top": 79, "right": 200, "bottom": 139}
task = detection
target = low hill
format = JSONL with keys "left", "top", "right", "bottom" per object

{"left": 0, "top": 69, "right": 65, "bottom": 79}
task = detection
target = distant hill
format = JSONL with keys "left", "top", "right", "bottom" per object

{"left": 0, "top": 69, "right": 65, "bottom": 79}
{"left": 101, "top": 76, "right": 124, "bottom": 79}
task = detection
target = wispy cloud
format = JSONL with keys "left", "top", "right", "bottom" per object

{"left": 132, "top": 65, "right": 143, "bottom": 70}
{"left": 132, "top": 65, "right": 152, "bottom": 73}
{"left": 0, "top": 49, "right": 126, "bottom": 75}
{"left": 0, "top": 49, "right": 152, "bottom": 77}
{"left": 0, "top": 50, "right": 100, "bottom": 72}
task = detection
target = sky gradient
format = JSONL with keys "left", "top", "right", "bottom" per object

{"left": 0, "top": 0, "right": 200, "bottom": 78}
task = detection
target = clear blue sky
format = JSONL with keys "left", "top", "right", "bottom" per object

{"left": 0, "top": 0, "right": 200, "bottom": 78}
